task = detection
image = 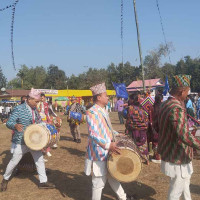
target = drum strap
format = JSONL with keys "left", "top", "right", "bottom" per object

{"left": 107, "top": 116, "right": 116, "bottom": 142}
{"left": 100, "top": 107, "right": 116, "bottom": 142}
{"left": 26, "top": 103, "right": 36, "bottom": 124}
{"left": 32, "top": 109, "right": 35, "bottom": 124}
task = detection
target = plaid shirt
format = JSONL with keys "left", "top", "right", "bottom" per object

{"left": 6, "top": 103, "right": 41, "bottom": 145}
{"left": 158, "top": 97, "right": 200, "bottom": 164}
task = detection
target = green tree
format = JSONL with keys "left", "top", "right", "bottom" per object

{"left": 32, "top": 66, "right": 47, "bottom": 89}
{"left": 175, "top": 56, "right": 200, "bottom": 92}
{"left": 17, "top": 65, "right": 32, "bottom": 89}
{"left": 7, "top": 78, "right": 21, "bottom": 89}
{"left": 84, "top": 68, "right": 108, "bottom": 89}
{"left": 0, "top": 66, "right": 7, "bottom": 89}
{"left": 144, "top": 43, "right": 174, "bottom": 79}
{"left": 67, "top": 74, "right": 80, "bottom": 89}
{"left": 45, "top": 65, "right": 67, "bottom": 89}
{"left": 160, "top": 63, "right": 176, "bottom": 87}
{"left": 106, "top": 62, "right": 141, "bottom": 88}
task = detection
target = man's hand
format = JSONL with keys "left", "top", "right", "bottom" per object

{"left": 109, "top": 142, "right": 121, "bottom": 155}
{"left": 14, "top": 124, "right": 23, "bottom": 132}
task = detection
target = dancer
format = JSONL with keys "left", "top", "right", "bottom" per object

{"left": 125, "top": 93, "right": 149, "bottom": 165}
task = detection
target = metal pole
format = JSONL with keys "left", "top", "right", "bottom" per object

{"left": 133, "top": 0, "right": 146, "bottom": 92}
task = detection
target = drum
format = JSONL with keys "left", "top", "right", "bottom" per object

{"left": 17, "top": 152, "right": 36, "bottom": 172}
{"left": 195, "top": 127, "right": 200, "bottom": 137}
{"left": 189, "top": 126, "right": 200, "bottom": 137}
{"left": 122, "top": 108, "right": 128, "bottom": 119}
{"left": 68, "top": 111, "right": 86, "bottom": 123}
{"left": 107, "top": 135, "right": 142, "bottom": 183}
{"left": 24, "top": 123, "right": 58, "bottom": 151}
{"left": 49, "top": 116, "right": 62, "bottom": 141}
{"left": 49, "top": 116, "right": 62, "bottom": 128}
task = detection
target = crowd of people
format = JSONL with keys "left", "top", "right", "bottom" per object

{"left": 0, "top": 103, "right": 14, "bottom": 123}
{"left": 0, "top": 74, "right": 200, "bottom": 200}
{"left": 111, "top": 75, "right": 200, "bottom": 200}
{"left": 186, "top": 93, "right": 200, "bottom": 120}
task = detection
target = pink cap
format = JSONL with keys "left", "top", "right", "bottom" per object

{"left": 29, "top": 88, "right": 41, "bottom": 100}
{"left": 90, "top": 83, "right": 107, "bottom": 96}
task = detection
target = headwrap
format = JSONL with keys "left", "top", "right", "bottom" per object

{"left": 29, "top": 88, "right": 41, "bottom": 100}
{"left": 90, "top": 83, "right": 107, "bottom": 96}
{"left": 172, "top": 75, "right": 191, "bottom": 87}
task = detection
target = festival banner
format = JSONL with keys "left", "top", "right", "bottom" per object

{"left": 141, "top": 96, "right": 155, "bottom": 116}
{"left": 112, "top": 82, "right": 128, "bottom": 100}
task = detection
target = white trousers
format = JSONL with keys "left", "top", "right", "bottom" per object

{"left": 161, "top": 161, "right": 192, "bottom": 200}
{"left": 168, "top": 174, "right": 191, "bottom": 200}
{"left": 4, "top": 144, "right": 47, "bottom": 183}
{"left": 92, "top": 174, "right": 126, "bottom": 200}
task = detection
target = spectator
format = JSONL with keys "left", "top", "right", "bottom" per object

{"left": 106, "top": 100, "right": 112, "bottom": 113}
{"left": 196, "top": 93, "right": 200, "bottom": 120}
{"left": 115, "top": 98, "right": 124, "bottom": 124}
{"left": 0, "top": 104, "right": 4, "bottom": 122}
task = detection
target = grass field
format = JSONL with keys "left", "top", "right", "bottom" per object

{"left": 0, "top": 112, "right": 199, "bottom": 200}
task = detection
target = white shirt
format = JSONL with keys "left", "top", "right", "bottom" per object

{"left": 5, "top": 106, "right": 11, "bottom": 113}
{"left": 0, "top": 106, "right": 3, "bottom": 113}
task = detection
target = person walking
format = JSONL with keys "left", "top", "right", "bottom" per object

{"left": 67, "top": 96, "right": 85, "bottom": 143}
{"left": 196, "top": 92, "right": 200, "bottom": 120}
{"left": 85, "top": 83, "right": 135, "bottom": 200}
{"left": 115, "top": 98, "right": 124, "bottom": 124}
{"left": 158, "top": 75, "right": 200, "bottom": 200}
{"left": 125, "top": 93, "right": 149, "bottom": 165}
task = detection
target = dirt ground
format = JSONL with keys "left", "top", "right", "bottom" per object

{"left": 0, "top": 112, "right": 200, "bottom": 200}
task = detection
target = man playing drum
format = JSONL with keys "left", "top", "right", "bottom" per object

{"left": 67, "top": 96, "right": 85, "bottom": 143}
{"left": 0, "top": 88, "right": 55, "bottom": 192}
{"left": 84, "top": 83, "right": 134, "bottom": 200}
{"left": 158, "top": 75, "right": 200, "bottom": 200}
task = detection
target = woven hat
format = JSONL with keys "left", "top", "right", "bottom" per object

{"left": 107, "top": 148, "right": 142, "bottom": 183}
{"left": 172, "top": 75, "right": 191, "bottom": 87}
{"left": 90, "top": 82, "right": 106, "bottom": 96}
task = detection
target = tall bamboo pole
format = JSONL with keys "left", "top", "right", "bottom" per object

{"left": 133, "top": 0, "right": 146, "bottom": 92}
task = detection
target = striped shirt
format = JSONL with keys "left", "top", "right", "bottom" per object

{"left": 6, "top": 103, "right": 41, "bottom": 145}
{"left": 158, "top": 97, "right": 200, "bottom": 164}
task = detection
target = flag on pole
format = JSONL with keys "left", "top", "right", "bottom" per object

{"left": 112, "top": 82, "right": 128, "bottom": 99}
{"left": 163, "top": 76, "right": 170, "bottom": 96}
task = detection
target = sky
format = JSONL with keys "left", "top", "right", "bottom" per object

{"left": 0, "top": 0, "right": 200, "bottom": 81}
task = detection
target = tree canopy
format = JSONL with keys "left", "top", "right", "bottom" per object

{"left": 0, "top": 66, "right": 7, "bottom": 89}
{"left": 4, "top": 44, "right": 200, "bottom": 92}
